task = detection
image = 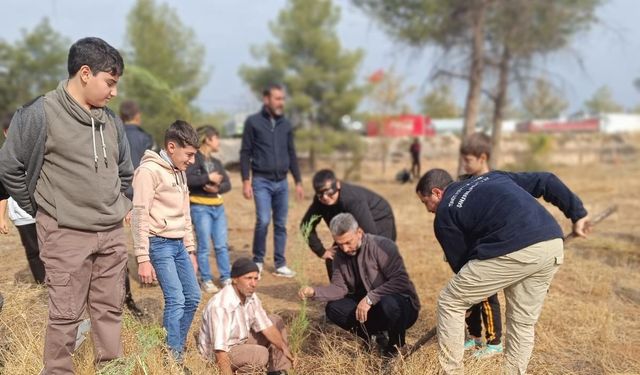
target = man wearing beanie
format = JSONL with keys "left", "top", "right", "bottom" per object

{"left": 198, "top": 258, "right": 294, "bottom": 374}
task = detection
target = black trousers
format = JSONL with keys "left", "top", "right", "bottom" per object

{"left": 325, "top": 294, "right": 418, "bottom": 350}
{"left": 17, "top": 224, "right": 45, "bottom": 284}
{"left": 465, "top": 293, "right": 502, "bottom": 345}
{"left": 410, "top": 156, "right": 420, "bottom": 179}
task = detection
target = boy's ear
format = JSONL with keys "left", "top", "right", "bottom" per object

{"left": 480, "top": 153, "right": 489, "bottom": 163}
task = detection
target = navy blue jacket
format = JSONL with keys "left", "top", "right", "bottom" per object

{"left": 186, "top": 152, "right": 231, "bottom": 198}
{"left": 124, "top": 124, "right": 154, "bottom": 199}
{"left": 124, "top": 124, "right": 154, "bottom": 169}
{"left": 434, "top": 171, "right": 587, "bottom": 273}
{"left": 240, "top": 106, "right": 301, "bottom": 183}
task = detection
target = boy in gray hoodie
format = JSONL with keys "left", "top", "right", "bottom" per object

{"left": 0, "top": 37, "right": 133, "bottom": 374}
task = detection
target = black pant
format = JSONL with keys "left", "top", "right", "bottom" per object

{"left": 465, "top": 293, "right": 502, "bottom": 345}
{"left": 17, "top": 224, "right": 45, "bottom": 284}
{"left": 325, "top": 294, "right": 418, "bottom": 350}
{"left": 410, "top": 156, "right": 420, "bottom": 179}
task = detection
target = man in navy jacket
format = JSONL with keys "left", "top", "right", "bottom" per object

{"left": 240, "top": 84, "right": 304, "bottom": 278}
{"left": 416, "top": 168, "right": 589, "bottom": 375}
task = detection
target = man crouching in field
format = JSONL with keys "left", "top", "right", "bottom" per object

{"left": 198, "top": 258, "right": 294, "bottom": 374}
{"left": 299, "top": 213, "right": 420, "bottom": 357}
{"left": 416, "top": 168, "right": 590, "bottom": 375}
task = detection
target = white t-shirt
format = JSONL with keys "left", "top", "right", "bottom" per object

{"left": 7, "top": 197, "right": 35, "bottom": 226}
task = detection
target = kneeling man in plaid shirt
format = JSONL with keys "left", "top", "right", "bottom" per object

{"left": 198, "top": 258, "right": 294, "bottom": 374}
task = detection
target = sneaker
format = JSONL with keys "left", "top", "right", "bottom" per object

{"left": 464, "top": 338, "right": 483, "bottom": 350}
{"left": 473, "top": 343, "right": 503, "bottom": 359}
{"left": 221, "top": 278, "right": 232, "bottom": 287}
{"left": 274, "top": 265, "right": 296, "bottom": 278}
{"left": 74, "top": 318, "right": 91, "bottom": 350}
{"left": 202, "top": 280, "right": 219, "bottom": 294}
{"left": 125, "top": 295, "right": 145, "bottom": 317}
{"left": 255, "top": 262, "right": 264, "bottom": 279}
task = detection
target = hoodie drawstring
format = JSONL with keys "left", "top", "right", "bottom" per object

{"left": 91, "top": 117, "right": 109, "bottom": 171}
{"left": 99, "top": 123, "right": 108, "bottom": 168}
{"left": 91, "top": 118, "right": 98, "bottom": 171}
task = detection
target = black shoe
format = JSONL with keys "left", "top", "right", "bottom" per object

{"left": 267, "top": 371, "right": 287, "bottom": 375}
{"left": 125, "top": 296, "right": 145, "bottom": 317}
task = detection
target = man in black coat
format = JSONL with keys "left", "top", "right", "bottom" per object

{"left": 301, "top": 169, "right": 396, "bottom": 279}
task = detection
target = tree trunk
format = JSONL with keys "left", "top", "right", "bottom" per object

{"left": 491, "top": 45, "right": 511, "bottom": 169}
{"left": 458, "top": 0, "right": 487, "bottom": 175}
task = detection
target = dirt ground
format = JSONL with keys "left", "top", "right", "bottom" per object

{"left": 0, "top": 141, "right": 639, "bottom": 374}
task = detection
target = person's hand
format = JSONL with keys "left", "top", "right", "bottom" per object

{"left": 208, "top": 171, "right": 223, "bottom": 185}
{"left": 138, "top": 261, "right": 157, "bottom": 284}
{"left": 573, "top": 215, "right": 591, "bottom": 238}
{"left": 294, "top": 183, "right": 304, "bottom": 201}
{"left": 190, "top": 252, "right": 198, "bottom": 274}
{"left": 298, "top": 286, "right": 315, "bottom": 300}
{"left": 203, "top": 183, "right": 219, "bottom": 193}
{"left": 243, "top": 180, "right": 253, "bottom": 200}
{"left": 321, "top": 247, "right": 335, "bottom": 260}
{"left": 124, "top": 211, "right": 132, "bottom": 226}
{"left": 0, "top": 219, "right": 8, "bottom": 234}
{"left": 356, "top": 297, "right": 372, "bottom": 323}
{"left": 282, "top": 345, "right": 295, "bottom": 366}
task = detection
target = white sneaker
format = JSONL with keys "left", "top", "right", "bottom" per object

{"left": 255, "top": 262, "right": 263, "bottom": 279}
{"left": 221, "top": 278, "right": 232, "bottom": 287}
{"left": 274, "top": 265, "right": 296, "bottom": 278}
{"left": 202, "top": 280, "right": 219, "bottom": 294}
{"left": 74, "top": 318, "right": 91, "bottom": 350}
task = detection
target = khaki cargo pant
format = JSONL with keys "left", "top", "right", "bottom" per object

{"left": 437, "top": 238, "right": 563, "bottom": 375}
{"left": 36, "top": 211, "right": 128, "bottom": 375}
{"left": 228, "top": 314, "right": 292, "bottom": 373}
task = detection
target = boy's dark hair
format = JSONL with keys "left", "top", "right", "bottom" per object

{"left": 68, "top": 37, "right": 124, "bottom": 77}
{"left": 2, "top": 111, "right": 14, "bottom": 132}
{"left": 164, "top": 120, "right": 199, "bottom": 148}
{"left": 197, "top": 125, "right": 220, "bottom": 144}
{"left": 262, "top": 83, "right": 285, "bottom": 97}
{"left": 415, "top": 168, "right": 453, "bottom": 196}
{"left": 119, "top": 100, "right": 140, "bottom": 123}
{"left": 312, "top": 169, "right": 337, "bottom": 192}
{"left": 460, "top": 132, "right": 492, "bottom": 159}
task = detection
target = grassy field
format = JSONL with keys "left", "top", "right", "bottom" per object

{"left": 1, "top": 142, "right": 639, "bottom": 374}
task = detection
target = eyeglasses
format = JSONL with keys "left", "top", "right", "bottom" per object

{"left": 316, "top": 187, "right": 338, "bottom": 199}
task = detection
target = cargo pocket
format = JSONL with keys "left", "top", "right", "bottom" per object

{"left": 45, "top": 272, "right": 76, "bottom": 320}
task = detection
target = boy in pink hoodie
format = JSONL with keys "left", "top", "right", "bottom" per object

{"left": 132, "top": 120, "right": 201, "bottom": 369}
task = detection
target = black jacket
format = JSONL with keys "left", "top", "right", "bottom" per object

{"left": 240, "top": 106, "right": 301, "bottom": 183}
{"left": 301, "top": 182, "right": 396, "bottom": 257}
{"left": 124, "top": 124, "right": 154, "bottom": 199}
{"left": 124, "top": 124, "right": 154, "bottom": 170}
{"left": 186, "top": 152, "right": 231, "bottom": 198}
{"left": 435, "top": 171, "right": 587, "bottom": 273}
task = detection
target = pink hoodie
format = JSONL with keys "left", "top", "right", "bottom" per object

{"left": 132, "top": 150, "right": 195, "bottom": 263}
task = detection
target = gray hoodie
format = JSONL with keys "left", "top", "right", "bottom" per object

{"left": 0, "top": 80, "right": 133, "bottom": 231}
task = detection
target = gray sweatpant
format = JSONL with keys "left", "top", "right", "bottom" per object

{"left": 437, "top": 238, "right": 563, "bottom": 375}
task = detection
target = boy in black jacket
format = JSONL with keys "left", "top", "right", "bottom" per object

{"left": 186, "top": 126, "right": 232, "bottom": 293}
{"left": 416, "top": 168, "right": 589, "bottom": 375}
{"left": 459, "top": 133, "right": 502, "bottom": 357}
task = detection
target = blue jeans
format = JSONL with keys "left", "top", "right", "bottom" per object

{"left": 252, "top": 177, "right": 289, "bottom": 268}
{"left": 190, "top": 204, "right": 231, "bottom": 283}
{"left": 149, "top": 237, "right": 201, "bottom": 357}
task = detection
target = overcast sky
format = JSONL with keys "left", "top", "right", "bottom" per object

{"left": 3, "top": 0, "right": 639, "bottom": 115}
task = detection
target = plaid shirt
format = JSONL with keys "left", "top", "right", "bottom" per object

{"left": 198, "top": 284, "right": 273, "bottom": 355}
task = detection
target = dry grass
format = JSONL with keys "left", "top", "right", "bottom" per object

{"left": 1, "top": 138, "right": 639, "bottom": 374}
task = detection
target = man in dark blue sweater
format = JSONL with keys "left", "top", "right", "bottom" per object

{"left": 240, "top": 84, "right": 304, "bottom": 278}
{"left": 416, "top": 168, "right": 589, "bottom": 375}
